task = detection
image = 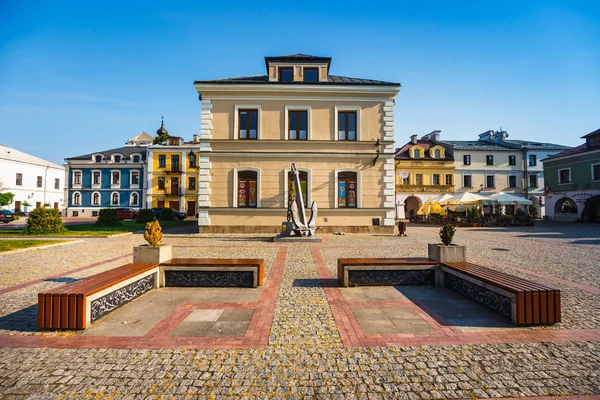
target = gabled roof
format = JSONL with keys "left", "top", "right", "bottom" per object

{"left": 395, "top": 140, "right": 454, "bottom": 161}
{"left": 126, "top": 131, "right": 154, "bottom": 144}
{"left": 194, "top": 74, "right": 399, "bottom": 86}
{"left": 581, "top": 128, "right": 600, "bottom": 139}
{"left": 543, "top": 143, "right": 589, "bottom": 160}
{"left": 0, "top": 144, "right": 63, "bottom": 169}
{"left": 66, "top": 146, "right": 147, "bottom": 162}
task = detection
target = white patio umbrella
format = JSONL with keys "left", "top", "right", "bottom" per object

{"left": 486, "top": 192, "right": 533, "bottom": 205}
{"left": 439, "top": 192, "right": 490, "bottom": 205}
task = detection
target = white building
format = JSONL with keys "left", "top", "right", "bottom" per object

{"left": 0, "top": 144, "right": 65, "bottom": 213}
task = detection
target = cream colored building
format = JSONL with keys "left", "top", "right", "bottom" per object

{"left": 193, "top": 54, "right": 400, "bottom": 233}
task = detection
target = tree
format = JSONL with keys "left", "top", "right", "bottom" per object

{"left": 0, "top": 192, "right": 15, "bottom": 207}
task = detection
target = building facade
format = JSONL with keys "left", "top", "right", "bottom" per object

{"left": 64, "top": 133, "right": 150, "bottom": 217}
{"left": 0, "top": 144, "right": 64, "bottom": 213}
{"left": 543, "top": 128, "right": 600, "bottom": 221}
{"left": 394, "top": 131, "right": 454, "bottom": 218}
{"left": 193, "top": 53, "right": 400, "bottom": 233}
{"left": 146, "top": 123, "right": 201, "bottom": 216}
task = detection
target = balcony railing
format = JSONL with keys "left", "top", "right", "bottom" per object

{"left": 395, "top": 184, "right": 454, "bottom": 193}
{"left": 167, "top": 165, "right": 181, "bottom": 173}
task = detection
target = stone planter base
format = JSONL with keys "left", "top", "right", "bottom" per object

{"left": 133, "top": 244, "right": 172, "bottom": 264}
{"left": 428, "top": 243, "right": 466, "bottom": 263}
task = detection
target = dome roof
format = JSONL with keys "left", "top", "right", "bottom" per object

{"left": 156, "top": 120, "right": 169, "bottom": 136}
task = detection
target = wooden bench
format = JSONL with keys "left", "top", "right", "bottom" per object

{"left": 38, "top": 263, "right": 159, "bottom": 330}
{"left": 441, "top": 261, "right": 561, "bottom": 325}
{"left": 160, "top": 258, "right": 264, "bottom": 288}
{"left": 338, "top": 258, "right": 439, "bottom": 287}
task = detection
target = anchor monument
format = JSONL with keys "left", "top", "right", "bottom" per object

{"left": 287, "top": 163, "right": 318, "bottom": 237}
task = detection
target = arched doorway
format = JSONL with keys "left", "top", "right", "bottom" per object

{"left": 404, "top": 196, "right": 422, "bottom": 221}
{"left": 554, "top": 197, "right": 578, "bottom": 221}
{"left": 582, "top": 195, "right": 600, "bottom": 222}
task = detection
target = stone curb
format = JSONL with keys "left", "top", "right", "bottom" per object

{"left": 0, "top": 232, "right": 135, "bottom": 240}
{"left": 0, "top": 239, "right": 84, "bottom": 255}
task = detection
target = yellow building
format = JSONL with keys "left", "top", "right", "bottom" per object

{"left": 193, "top": 53, "right": 400, "bottom": 233}
{"left": 394, "top": 131, "right": 455, "bottom": 218}
{"left": 146, "top": 121, "right": 200, "bottom": 216}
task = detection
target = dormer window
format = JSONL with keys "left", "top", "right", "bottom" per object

{"left": 433, "top": 149, "right": 440, "bottom": 159}
{"left": 278, "top": 67, "right": 293, "bottom": 82}
{"left": 95, "top": 155, "right": 102, "bottom": 163}
{"left": 303, "top": 68, "right": 318, "bottom": 82}
{"left": 114, "top": 155, "right": 121, "bottom": 163}
{"left": 413, "top": 149, "right": 420, "bottom": 159}
{"left": 132, "top": 155, "right": 141, "bottom": 162}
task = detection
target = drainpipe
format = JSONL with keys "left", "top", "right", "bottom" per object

{"left": 522, "top": 148, "right": 528, "bottom": 199}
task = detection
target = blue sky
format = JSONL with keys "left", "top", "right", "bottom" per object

{"left": 1, "top": 0, "right": 599, "bottom": 164}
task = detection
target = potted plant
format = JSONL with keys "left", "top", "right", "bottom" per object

{"left": 132, "top": 220, "right": 172, "bottom": 264}
{"left": 22, "top": 201, "right": 32, "bottom": 216}
{"left": 428, "top": 223, "right": 466, "bottom": 263}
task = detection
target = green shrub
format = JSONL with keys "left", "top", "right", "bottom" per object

{"left": 136, "top": 209, "right": 155, "bottom": 223}
{"left": 439, "top": 224, "right": 456, "bottom": 246}
{"left": 24, "top": 207, "right": 65, "bottom": 234}
{"left": 95, "top": 209, "right": 122, "bottom": 227}
{"left": 159, "top": 208, "right": 175, "bottom": 221}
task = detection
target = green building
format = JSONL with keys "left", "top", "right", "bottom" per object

{"left": 543, "top": 128, "right": 600, "bottom": 221}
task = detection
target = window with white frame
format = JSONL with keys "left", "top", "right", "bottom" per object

{"left": 111, "top": 170, "right": 120, "bottom": 186}
{"left": 592, "top": 164, "right": 600, "bottom": 181}
{"left": 111, "top": 192, "right": 120, "bottom": 205}
{"left": 463, "top": 175, "right": 472, "bottom": 188}
{"left": 94, "top": 154, "right": 103, "bottom": 163}
{"left": 558, "top": 168, "right": 571, "bottom": 184}
{"left": 130, "top": 171, "right": 140, "bottom": 187}
{"left": 92, "top": 170, "right": 101, "bottom": 187}
{"left": 236, "top": 170, "right": 258, "bottom": 208}
{"left": 92, "top": 192, "right": 101, "bottom": 206}
{"left": 287, "top": 108, "right": 309, "bottom": 140}
{"left": 337, "top": 171, "right": 358, "bottom": 208}
{"left": 73, "top": 171, "right": 82, "bottom": 185}
{"left": 336, "top": 107, "right": 359, "bottom": 141}
{"left": 237, "top": 108, "right": 259, "bottom": 140}
{"left": 130, "top": 192, "right": 139, "bottom": 206}
{"left": 486, "top": 175, "right": 495, "bottom": 188}
{"left": 529, "top": 174, "right": 538, "bottom": 188}
{"left": 73, "top": 192, "right": 81, "bottom": 205}
{"left": 114, "top": 155, "right": 122, "bottom": 163}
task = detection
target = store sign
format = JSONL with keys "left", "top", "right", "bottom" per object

{"left": 398, "top": 169, "right": 409, "bottom": 179}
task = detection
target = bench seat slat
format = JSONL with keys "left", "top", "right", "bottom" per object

{"left": 442, "top": 262, "right": 554, "bottom": 291}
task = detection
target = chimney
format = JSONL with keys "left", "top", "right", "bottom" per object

{"left": 192, "top": 134, "right": 200, "bottom": 143}
{"left": 421, "top": 130, "right": 441, "bottom": 142}
{"left": 410, "top": 135, "right": 418, "bottom": 144}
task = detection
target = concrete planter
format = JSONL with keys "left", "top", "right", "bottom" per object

{"left": 428, "top": 243, "right": 466, "bottom": 263}
{"left": 133, "top": 244, "right": 172, "bottom": 264}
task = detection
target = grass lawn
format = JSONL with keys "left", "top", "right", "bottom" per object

{"left": 0, "top": 240, "right": 69, "bottom": 252}
{"left": 0, "top": 220, "right": 197, "bottom": 237}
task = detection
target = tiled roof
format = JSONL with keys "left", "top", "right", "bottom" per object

{"left": 395, "top": 140, "right": 454, "bottom": 161}
{"left": 441, "top": 141, "right": 517, "bottom": 151}
{"left": 194, "top": 74, "right": 400, "bottom": 86}
{"left": 66, "top": 146, "right": 147, "bottom": 162}
{"left": 581, "top": 128, "right": 600, "bottom": 139}
{"left": 0, "top": 144, "right": 63, "bottom": 169}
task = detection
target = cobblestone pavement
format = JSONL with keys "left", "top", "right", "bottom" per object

{"left": 0, "top": 222, "right": 599, "bottom": 398}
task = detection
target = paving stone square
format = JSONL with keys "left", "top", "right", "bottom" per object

{"left": 0, "top": 222, "right": 599, "bottom": 398}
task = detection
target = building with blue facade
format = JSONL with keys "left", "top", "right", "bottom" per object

{"left": 64, "top": 132, "right": 152, "bottom": 217}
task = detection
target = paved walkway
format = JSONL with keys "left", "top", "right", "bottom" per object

{"left": 0, "top": 223, "right": 599, "bottom": 398}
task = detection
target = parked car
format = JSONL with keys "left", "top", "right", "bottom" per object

{"left": 151, "top": 208, "right": 187, "bottom": 221}
{"left": 0, "top": 210, "right": 15, "bottom": 224}
{"left": 116, "top": 208, "right": 139, "bottom": 220}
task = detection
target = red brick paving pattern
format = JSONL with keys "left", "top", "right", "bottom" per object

{"left": 310, "top": 246, "right": 600, "bottom": 348}
{"left": 0, "top": 247, "right": 287, "bottom": 350}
